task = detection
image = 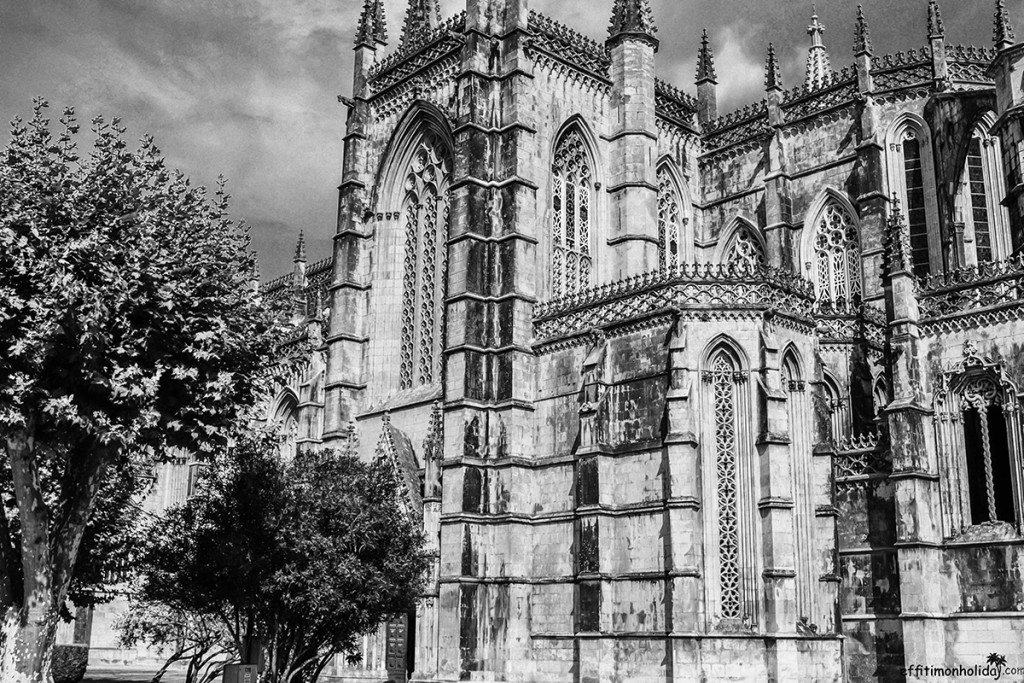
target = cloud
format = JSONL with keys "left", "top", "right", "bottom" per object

{"left": 713, "top": 25, "right": 770, "bottom": 111}
{"left": 0, "top": 0, "right": 1005, "bottom": 278}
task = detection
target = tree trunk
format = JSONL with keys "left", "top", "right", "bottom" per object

{"left": 4, "top": 427, "right": 109, "bottom": 683}
{"left": 2, "top": 603, "right": 59, "bottom": 683}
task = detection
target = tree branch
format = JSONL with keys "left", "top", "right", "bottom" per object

{"left": 51, "top": 440, "right": 111, "bottom": 604}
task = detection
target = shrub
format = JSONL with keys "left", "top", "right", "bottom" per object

{"left": 52, "top": 645, "right": 88, "bottom": 683}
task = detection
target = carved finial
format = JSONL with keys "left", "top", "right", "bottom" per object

{"left": 884, "top": 195, "right": 913, "bottom": 276}
{"left": 355, "top": 0, "right": 388, "bottom": 47}
{"left": 401, "top": 0, "right": 441, "bottom": 47}
{"left": 342, "top": 420, "right": 360, "bottom": 456}
{"left": 765, "top": 43, "right": 783, "bottom": 91}
{"left": 294, "top": 231, "right": 306, "bottom": 263}
{"left": 995, "top": 0, "right": 1017, "bottom": 50}
{"left": 806, "top": 7, "right": 834, "bottom": 89}
{"left": 608, "top": 0, "right": 658, "bottom": 45}
{"left": 963, "top": 340, "right": 981, "bottom": 364}
{"left": 854, "top": 5, "right": 872, "bottom": 55}
{"left": 928, "top": 0, "right": 945, "bottom": 39}
{"left": 696, "top": 29, "right": 718, "bottom": 84}
{"left": 423, "top": 401, "right": 444, "bottom": 463}
{"left": 381, "top": 410, "right": 392, "bottom": 426}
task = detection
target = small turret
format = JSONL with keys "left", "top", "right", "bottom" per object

{"left": 805, "top": 8, "right": 834, "bottom": 89}
{"left": 355, "top": 0, "right": 388, "bottom": 48}
{"left": 608, "top": 0, "right": 658, "bottom": 47}
{"left": 928, "top": 0, "right": 948, "bottom": 87}
{"left": 606, "top": 0, "right": 660, "bottom": 277}
{"left": 401, "top": 0, "right": 441, "bottom": 47}
{"left": 353, "top": 0, "right": 387, "bottom": 99}
{"left": 927, "top": 0, "right": 944, "bottom": 39}
{"left": 294, "top": 230, "right": 307, "bottom": 265}
{"left": 695, "top": 30, "right": 718, "bottom": 125}
{"left": 995, "top": 0, "right": 1017, "bottom": 52}
{"left": 854, "top": 5, "right": 872, "bottom": 56}
{"left": 765, "top": 43, "right": 783, "bottom": 93}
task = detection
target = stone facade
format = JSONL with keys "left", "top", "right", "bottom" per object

{"left": 267, "top": 0, "right": 1024, "bottom": 681}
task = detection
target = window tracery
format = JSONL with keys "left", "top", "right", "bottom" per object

{"left": 552, "top": 130, "right": 593, "bottom": 297}
{"left": 887, "top": 122, "right": 937, "bottom": 277}
{"left": 658, "top": 168, "right": 682, "bottom": 270}
{"left": 709, "top": 350, "right": 741, "bottom": 620}
{"left": 813, "top": 203, "right": 862, "bottom": 307}
{"left": 725, "top": 225, "right": 765, "bottom": 270}
{"left": 935, "top": 342, "right": 1023, "bottom": 532}
{"left": 399, "top": 134, "right": 450, "bottom": 389}
{"left": 956, "top": 124, "right": 1010, "bottom": 266}
{"left": 823, "top": 374, "right": 850, "bottom": 444}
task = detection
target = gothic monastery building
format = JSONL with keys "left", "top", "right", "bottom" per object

{"left": 236, "top": 0, "right": 1024, "bottom": 680}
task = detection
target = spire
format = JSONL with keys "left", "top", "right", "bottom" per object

{"left": 805, "top": 7, "right": 834, "bottom": 89}
{"left": 765, "top": 43, "right": 783, "bottom": 91}
{"left": 355, "top": 0, "right": 388, "bottom": 47}
{"left": 294, "top": 231, "right": 306, "bottom": 263}
{"left": 995, "top": 0, "right": 1017, "bottom": 51}
{"left": 696, "top": 29, "right": 718, "bottom": 84}
{"left": 927, "top": 0, "right": 944, "bottom": 39}
{"left": 401, "top": 0, "right": 441, "bottom": 46}
{"left": 854, "top": 5, "right": 872, "bottom": 56}
{"left": 608, "top": 0, "right": 658, "bottom": 44}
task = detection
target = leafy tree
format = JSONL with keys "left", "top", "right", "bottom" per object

{"left": 117, "top": 601, "right": 233, "bottom": 683}
{"left": 0, "top": 100, "right": 282, "bottom": 681}
{"left": 136, "top": 432, "right": 429, "bottom": 683}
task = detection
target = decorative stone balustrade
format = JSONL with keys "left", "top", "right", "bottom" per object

{"left": 917, "top": 255, "right": 1024, "bottom": 319}
{"left": 532, "top": 263, "right": 814, "bottom": 341}
{"left": 834, "top": 432, "right": 889, "bottom": 478}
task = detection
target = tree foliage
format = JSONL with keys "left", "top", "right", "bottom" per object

{"left": 117, "top": 601, "right": 233, "bottom": 683}
{"left": 0, "top": 99, "right": 283, "bottom": 681}
{"left": 136, "top": 433, "right": 429, "bottom": 683}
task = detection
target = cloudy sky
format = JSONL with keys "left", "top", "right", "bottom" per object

{"left": 0, "top": 0, "right": 1004, "bottom": 277}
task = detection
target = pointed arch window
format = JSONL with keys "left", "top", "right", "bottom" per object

{"left": 887, "top": 122, "right": 938, "bottom": 277}
{"left": 812, "top": 202, "right": 862, "bottom": 308}
{"left": 552, "top": 130, "right": 593, "bottom": 297}
{"left": 956, "top": 123, "right": 1010, "bottom": 265}
{"left": 823, "top": 373, "right": 851, "bottom": 444}
{"left": 708, "top": 350, "right": 742, "bottom": 619}
{"left": 272, "top": 393, "right": 300, "bottom": 461}
{"left": 935, "top": 344, "right": 1023, "bottom": 532}
{"left": 782, "top": 351, "right": 816, "bottom": 622}
{"left": 725, "top": 224, "right": 766, "bottom": 270}
{"left": 399, "top": 134, "right": 450, "bottom": 390}
{"left": 657, "top": 167, "right": 683, "bottom": 270}
{"left": 873, "top": 378, "right": 888, "bottom": 420}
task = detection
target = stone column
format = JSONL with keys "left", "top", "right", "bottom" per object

{"left": 323, "top": 29, "right": 383, "bottom": 443}
{"left": 882, "top": 207, "right": 946, "bottom": 671}
{"left": 606, "top": 26, "right": 660, "bottom": 278}
{"left": 437, "top": 0, "right": 538, "bottom": 679}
